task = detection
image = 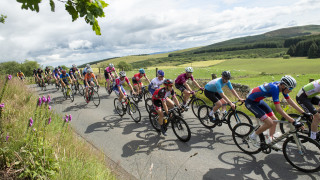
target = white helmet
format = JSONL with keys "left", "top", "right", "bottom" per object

{"left": 119, "top": 71, "right": 126, "bottom": 77}
{"left": 109, "top": 63, "right": 114, "bottom": 68}
{"left": 280, "top": 75, "right": 297, "bottom": 89}
{"left": 86, "top": 64, "right": 91, "bottom": 68}
{"left": 185, "top": 67, "right": 193, "bottom": 73}
{"left": 87, "top": 68, "right": 93, "bottom": 73}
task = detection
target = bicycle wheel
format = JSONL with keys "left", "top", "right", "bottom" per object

{"left": 71, "top": 84, "right": 77, "bottom": 95}
{"left": 92, "top": 89, "right": 100, "bottom": 107}
{"left": 128, "top": 102, "right": 141, "bottom": 122}
{"left": 69, "top": 88, "right": 74, "bottom": 102}
{"left": 171, "top": 116, "right": 191, "bottom": 142}
{"left": 62, "top": 87, "right": 68, "bottom": 99}
{"left": 283, "top": 135, "right": 320, "bottom": 172}
{"left": 114, "top": 98, "right": 125, "bottom": 116}
{"left": 280, "top": 114, "right": 310, "bottom": 137}
{"left": 149, "top": 109, "right": 161, "bottom": 132}
{"left": 191, "top": 98, "right": 206, "bottom": 117}
{"left": 232, "top": 123, "right": 261, "bottom": 154}
{"left": 143, "top": 90, "right": 152, "bottom": 101}
{"left": 78, "top": 84, "right": 84, "bottom": 96}
{"left": 145, "top": 98, "right": 153, "bottom": 114}
{"left": 227, "top": 111, "right": 253, "bottom": 132}
{"left": 130, "top": 91, "right": 140, "bottom": 104}
{"left": 197, "top": 105, "right": 216, "bottom": 128}
{"left": 105, "top": 82, "right": 108, "bottom": 93}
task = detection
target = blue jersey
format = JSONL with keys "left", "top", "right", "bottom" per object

{"left": 60, "top": 73, "right": 70, "bottom": 83}
{"left": 53, "top": 69, "right": 60, "bottom": 77}
{"left": 205, "top": 78, "right": 233, "bottom": 93}
{"left": 247, "top": 81, "right": 289, "bottom": 104}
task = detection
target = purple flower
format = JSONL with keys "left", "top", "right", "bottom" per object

{"left": 5, "top": 135, "right": 9, "bottom": 142}
{"left": 48, "top": 117, "right": 52, "bottom": 125}
{"left": 38, "top": 97, "right": 42, "bottom": 106}
{"left": 29, "top": 118, "right": 33, "bottom": 127}
{"left": 0, "top": 103, "right": 4, "bottom": 108}
{"left": 47, "top": 95, "right": 51, "bottom": 103}
{"left": 69, "top": 114, "right": 72, "bottom": 121}
{"left": 7, "top": 75, "right": 12, "bottom": 80}
{"left": 65, "top": 117, "right": 69, "bottom": 122}
{"left": 42, "top": 95, "right": 47, "bottom": 103}
{"left": 48, "top": 106, "right": 51, "bottom": 110}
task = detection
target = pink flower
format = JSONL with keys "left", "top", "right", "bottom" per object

{"left": 29, "top": 118, "right": 33, "bottom": 127}
{"left": 38, "top": 97, "right": 42, "bottom": 106}
{"left": 0, "top": 103, "right": 4, "bottom": 108}
{"left": 48, "top": 106, "right": 51, "bottom": 110}
{"left": 47, "top": 95, "right": 51, "bottom": 103}
{"left": 65, "top": 115, "right": 69, "bottom": 122}
{"left": 5, "top": 135, "right": 9, "bottom": 142}
{"left": 7, "top": 75, "right": 12, "bottom": 80}
{"left": 69, "top": 114, "right": 72, "bottom": 121}
{"left": 48, "top": 117, "right": 52, "bottom": 125}
{"left": 42, "top": 95, "right": 47, "bottom": 103}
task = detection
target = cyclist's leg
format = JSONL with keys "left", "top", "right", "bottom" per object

{"left": 204, "top": 90, "right": 220, "bottom": 118}
{"left": 166, "top": 98, "right": 175, "bottom": 109}
{"left": 154, "top": 100, "right": 164, "bottom": 125}
{"left": 310, "top": 97, "right": 320, "bottom": 134}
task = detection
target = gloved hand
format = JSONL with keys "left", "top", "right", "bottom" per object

{"left": 200, "top": 87, "right": 204, "bottom": 91}
{"left": 302, "top": 112, "right": 313, "bottom": 120}
{"left": 190, "top": 91, "right": 195, "bottom": 95}
{"left": 163, "top": 111, "right": 168, "bottom": 117}
{"left": 292, "top": 120, "right": 304, "bottom": 129}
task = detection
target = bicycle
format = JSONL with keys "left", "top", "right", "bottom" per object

{"left": 176, "top": 89, "right": 206, "bottom": 117}
{"left": 40, "top": 78, "right": 46, "bottom": 91}
{"left": 232, "top": 116, "right": 320, "bottom": 173}
{"left": 84, "top": 85, "right": 100, "bottom": 106}
{"left": 62, "top": 85, "right": 74, "bottom": 102}
{"left": 280, "top": 113, "right": 320, "bottom": 142}
{"left": 131, "top": 85, "right": 150, "bottom": 104}
{"left": 197, "top": 101, "right": 252, "bottom": 129}
{"left": 114, "top": 95, "right": 141, "bottom": 123}
{"left": 72, "top": 79, "right": 84, "bottom": 96}
{"left": 55, "top": 80, "right": 61, "bottom": 90}
{"left": 105, "top": 79, "right": 117, "bottom": 96}
{"left": 149, "top": 106, "right": 191, "bottom": 142}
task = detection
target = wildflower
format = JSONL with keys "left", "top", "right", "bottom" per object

{"left": 0, "top": 103, "right": 4, "bottom": 108}
{"left": 69, "top": 114, "right": 72, "bottom": 121}
{"left": 7, "top": 74, "right": 12, "bottom": 80}
{"left": 29, "top": 118, "right": 33, "bottom": 127}
{"left": 47, "top": 95, "right": 51, "bottom": 103}
{"left": 38, "top": 97, "right": 42, "bottom": 106}
{"left": 5, "top": 134, "right": 9, "bottom": 142}
{"left": 42, "top": 95, "right": 47, "bottom": 103}
{"left": 48, "top": 117, "right": 52, "bottom": 125}
{"left": 33, "top": 128, "right": 35, "bottom": 131}
{"left": 65, "top": 117, "right": 69, "bottom": 122}
{"left": 48, "top": 106, "right": 51, "bottom": 110}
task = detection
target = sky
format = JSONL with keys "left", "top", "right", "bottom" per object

{"left": 0, "top": 0, "right": 319, "bottom": 67}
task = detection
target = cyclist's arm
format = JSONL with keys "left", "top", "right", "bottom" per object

{"left": 68, "top": 76, "right": 73, "bottom": 84}
{"left": 286, "top": 98, "right": 304, "bottom": 114}
{"left": 162, "top": 100, "right": 169, "bottom": 115}
{"left": 145, "top": 76, "right": 151, "bottom": 84}
{"left": 230, "top": 89, "right": 245, "bottom": 102}
{"left": 114, "top": 70, "right": 118, "bottom": 78}
{"left": 128, "top": 83, "right": 135, "bottom": 93}
{"left": 192, "top": 79, "right": 202, "bottom": 89}
{"left": 183, "top": 82, "right": 193, "bottom": 92}
{"left": 94, "top": 77, "right": 99, "bottom": 86}
{"left": 275, "top": 103, "right": 295, "bottom": 123}
{"left": 219, "top": 92, "right": 233, "bottom": 105}
{"left": 172, "top": 96, "right": 180, "bottom": 107}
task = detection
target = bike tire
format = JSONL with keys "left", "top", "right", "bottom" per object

{"left": 78, "top": 84, "right": 84, "bottom": 96}
{"left": 232, "top": 123, "right": 261, "bottom": 154}
{"left": 128, "top": 102, "right": 141, "bottom": 123}
{"left": 69, "top": 88, "right": 74, "bottom": 102}
{"left": 114, "top": 98, "right": 125, "bottom": 116}
{"left": 197, "top": 105, "right": 216, "bottom": 128}
{"left": 191, "top": 98, "right": 206, "bottom": 118}
{"left": 130, "top": 90, "right": 140, "bottom": 104}
{"left": 149, "top": 109, "right": 161, "bottom": 132}
{"left": 171, "top": 116, "right": 191, "bottom": 142}
{"left": 92, "top": 89, "right": 100, "bottom": 107}
{"left": 227, "top": 111, "right": 253, "bottom": 132}
{"left": 143, "top": 89, "right": 152, "bottom": 101}
{"left": 145, "top": 98, "right": 153, "bottom": 114}
{"left": 283, "top": 135, "right": 320, "bottom": 173}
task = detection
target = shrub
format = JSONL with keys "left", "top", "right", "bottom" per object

{"left": 283, "top": 54, "right": 290, "bottom": 59}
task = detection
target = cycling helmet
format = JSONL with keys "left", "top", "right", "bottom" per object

{"left": 58, "top": 66, "right": 61, "bottom": 68}
{"left": 185, "top": 67, "right": 193, "bottom": 73}
{"left": 221, "top": 71, "right": 231, "bottom": 80}
{"left": 119, "top": 71, "right": 126, "bottom": 77}
{"left": 87, "top": 68, "right": 93, "bottom": 73}
{"left": 62, "top": 70, "right": 66, "bottom": 74}
{"left": 72, "top": 64, "right": 77, "bottom": 68}
{"left": 38, "top": 68, "right": 41, "bottom": 70}
{"left": 157, "top": 70, "right": 165, "bottom": 77}
{"left": 163, "top": 79, "right": 174, "bottom": 86}
{"left": 86, "top": 64, "right": 91, "bottom": 68}
{"left": 280, "top": 75, "right": 297, "bottom": 90}
{"left": 139, "top": 68, "right": 145, "bottom": 74}
{"left": 54, "top": 67, "right": 58, "bottom": 70}
{"left": 109, "top": 63, "right": 114, "bottom": 68}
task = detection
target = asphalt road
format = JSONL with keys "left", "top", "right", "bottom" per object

{"left": 34, "top": 84, "right": 320, "bottom": 180}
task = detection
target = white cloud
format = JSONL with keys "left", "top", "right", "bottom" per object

{"left": 0, "top": 0, "right": 319, "bottom": 67}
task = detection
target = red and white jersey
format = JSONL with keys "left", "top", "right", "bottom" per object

{"left": 115, "top": 77, "right": 130, "bottom": 86}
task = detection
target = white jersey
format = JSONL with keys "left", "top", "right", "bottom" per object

{"left": 150, "top": 77, "right": 165, "bottom": 90}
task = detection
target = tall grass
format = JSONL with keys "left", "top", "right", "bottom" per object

{"left": 0, "top": 77, "right": 115, "bottom": 179}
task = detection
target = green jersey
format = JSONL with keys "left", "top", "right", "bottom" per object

{"left": 303, "top": 79, "right": 320, "bottom": 98}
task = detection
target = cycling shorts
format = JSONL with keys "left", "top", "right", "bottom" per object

{"left": 175, "top": 84, "right": 187, "bottom": 92}
{"left": 132, "top": 77, "right": 142, "bottom": 85}
{"left": 113, "top": 85, "right": 126, "bottom": 96}
{"left": 204, "top": 89, "right": 222, "bottom": 103}
{"left": 104, "top": 72, "right": 112, "bottom": 80}
{"left": 245, "top": 99, "right": 274, "bottom": 120}
{"left": 152, "top": 99, "right": 164, "bottom": 111}
{"left": 296, "top": 88, "right": 320, "bottom": 115}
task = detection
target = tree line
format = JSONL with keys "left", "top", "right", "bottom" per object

{"left": 287, "top": 39, "right": 320, "bottom": 58}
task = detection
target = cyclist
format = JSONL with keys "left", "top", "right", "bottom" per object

{"left": 84, "top": 68, "right": 100, "bottom": 102}
{"left": 17, "top": 70, "right": 25, "bottom": 80}
{"left": 69, "top": 64, "right": 82, "bottom": 84}
{"left": 148, "top": 70, "right": 165, "bottom": 96}
{"left": 175, "top": 67, "right": 204, "bottom": 109}
{"left": 52, "top": 67, "right": 60, "bottom": 85}
{"left": 114, "top": 71, "right": 135, "bottom": 103}
{"left": 82, "top": 64, "right": 91, "bottom": 77}
{"left": 58, "top": 66, "right": 63, "bottom": 72}
{"left": 104, "top": 63, "right": 118, "bottom": 91}
{"left": 296, "top": 79, "right": 320, "bottom": 140}
{"left": 204, "top": 71, "right": 245, "bottom": 122}
{"left": 33, "top": 68, "right": 37, "bottom": 83}
{"left": 36, "top": 68, "right": 45, "bottom": 87}
{"left": 132, "top": 68, "right": 151, "bottom": 98}
{"left": 152, "top": 79, "right": 180, "bottom": 136}
{"left": 60, "top": 70, "right": 73, "bottom": 95}
{"left": 44, "top": 66, "right": 51, "bottom": 83}
{"left": 245, "top": 75, "right": 308, "bottom": 149}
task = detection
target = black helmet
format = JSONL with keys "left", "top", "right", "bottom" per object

{"left": 221, "top": 71, "right": 231, "bottom": 80}
{"left": 163, "top": 79, "right": 174, "bottom": 86}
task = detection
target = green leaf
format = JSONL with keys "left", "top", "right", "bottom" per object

{"left": 50, "top": 0, "right": 55, "bottom": 12}
{"left": 92, "top": 19, "right": 101, "bottom": 35}
{"left": 65, "top": 4, "right": 79, "bottom": 21}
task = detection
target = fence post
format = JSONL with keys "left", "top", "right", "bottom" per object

{"left": 211, "top": 74, "right": 217, "bottom": 80}
{"left": 156, "top": 68, "right": 158, "bottom": 77}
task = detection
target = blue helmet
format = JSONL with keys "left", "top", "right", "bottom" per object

{"left": 139, "top": 68, "right": 145, "bottom": 74}
{"left": 157, "top": 70, "right": 164, "bottom": 76}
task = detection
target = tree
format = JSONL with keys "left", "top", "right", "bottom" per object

{"left": 21, "top": 60, "right": 40, "bottom": 76}
{"left": 14, "top": 0, "right": 108, "bottom": 35}
{"left": 117, "top": 61, "right": 132, "bottom": 71}
{"left": 287, "top": 44, "right": 296, "bottom": 56}
{"left": 0, "top": 14, "right": 7, "bottom": 24}
{"left": 308, "top": 42, "right": 319, "bottom": 58}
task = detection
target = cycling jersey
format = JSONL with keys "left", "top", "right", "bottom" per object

{"left": 60, "top": 73, "right": 70, "bottom": 83}
{"left": 133, "top": 73, "right": 145, "bottom": 81}
{"left": 175, "top": 73, "right": 194, "bottom": 84}
{"left": 105, "top": 67, "right": 115, "bottom": 73}
{"left": 149, "top": 77, "right": 165, "bottom": 90}
{"left": 205, "top": 78, "right": 233, "bottom": 93}
{"left": 69, "top": 68, "right": 79, "bottom": 78}
{"left": 53, "top": 69, "right": 59, "bottom": 78}
{"left": 115, "top": 77, "right": 130, "bottom": 86}
{"left": 17, "top": 72, "right": 24, "bottom": 77}
{"left": 302, "top": 79, "right": 320, "bottom": 98}
{"left": 45, "top": 69, "right": 50, "bottom": 75}
{"left": 247, "top": 81, "right": 289, "bottom": 104}
{"left": 37, "top": 70, "right": 43, "bottom": 78}
{"left": 152, "top": 87, "right": 176, "bottom": 102}
{"left": 33, "top": 70, "right": 37, "bottom": 75}
{"left": 84, "top": 73, "right": 95, "bottom": 82}
{"left": 82, "top": 67, "right": 88, "bottom": 76}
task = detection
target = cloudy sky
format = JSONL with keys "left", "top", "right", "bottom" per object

{"left": 0, "top": 0, "right": 319, "bottom": 67}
